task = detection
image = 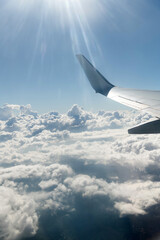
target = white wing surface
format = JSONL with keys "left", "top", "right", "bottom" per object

{"left": 77, "top": 55, "right": 160, "bottom": 134}
{"left": 108, "top": 87, "right": 160, "bottom": 118}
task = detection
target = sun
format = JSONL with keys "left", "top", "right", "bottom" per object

{"left": 2, "top": 0, "right": 103, "bottom": 60}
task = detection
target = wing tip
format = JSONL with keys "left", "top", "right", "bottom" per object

{"left": 76, "top": 54, "right": 114, "bottom": 96}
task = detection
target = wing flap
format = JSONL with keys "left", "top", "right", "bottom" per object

{"left": 128, "top": 119, "right": 160, "bottom": 134}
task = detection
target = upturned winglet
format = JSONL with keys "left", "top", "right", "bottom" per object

{"left": 76, "top": 55, "right": 114, "bottom": 96}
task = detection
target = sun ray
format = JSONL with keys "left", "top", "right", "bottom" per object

{"left": 3, "top": 0, "right": 105, "bottom": 60}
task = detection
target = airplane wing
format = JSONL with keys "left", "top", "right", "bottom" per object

{"left": 77, "top": 54, "right": 160, "bottom": 134}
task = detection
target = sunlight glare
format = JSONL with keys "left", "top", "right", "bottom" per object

{"left": 4, "top": 0, "right": 103, "bottom": 59}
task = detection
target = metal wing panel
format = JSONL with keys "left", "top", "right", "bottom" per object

{"left": 108, "top": 87, "right": 160, "bottom": 118}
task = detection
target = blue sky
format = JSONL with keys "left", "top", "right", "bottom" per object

{"left": 0, "top": 0, "right": 160, "bottom": 113}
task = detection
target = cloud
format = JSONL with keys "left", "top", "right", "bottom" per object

{"left": 0, "top": 103, "right": 160, "bottom": 239}
{"left": 0, "top": 104, "right": 20, "bottom": 121}
{"left": 0, "top": 187, "right": 38, "bottom": 240}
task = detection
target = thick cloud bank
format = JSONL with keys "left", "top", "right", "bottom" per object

{"left": 0, "top": 104, "right": 160, "bottom": 239}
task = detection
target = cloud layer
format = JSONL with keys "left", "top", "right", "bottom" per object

{"left": 0, "top": 104, "right": 160, "bottom": 239}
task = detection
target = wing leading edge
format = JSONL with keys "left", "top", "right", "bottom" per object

{"left": 77, "top": 54, "right": 160, "bottom": 134}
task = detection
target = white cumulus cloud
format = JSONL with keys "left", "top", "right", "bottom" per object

{"left": 0, "top": 103, "right": 160, "bottom": 239}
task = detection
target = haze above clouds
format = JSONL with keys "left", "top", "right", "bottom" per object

{"left": 0, "top": 104, "right": 160, "bottom": 239}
